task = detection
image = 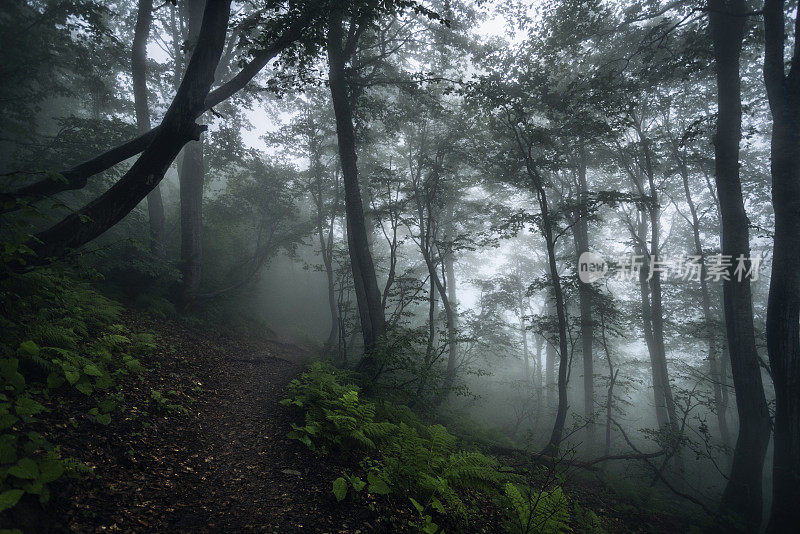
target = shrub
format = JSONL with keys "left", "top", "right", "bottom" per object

{"left": 0, "top": 269, "right": 151, "bottom": 512}
{"left": 282, "top": 362, "right": 569, "bottom": 531}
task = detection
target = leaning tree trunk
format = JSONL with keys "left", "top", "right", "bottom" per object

{"left": 0, "top": 14, "right": 308, "bottom": 213}
{"left": 20, "top": 0, "right": 231, "bottom": 266}
{"left": 763, "top": 1, "right": 800, "bottom": 531}
{"left": 132, "top": 0, "right": 165, "bottom": 257}
{"left": 709, "top": 1, "right": 772, "bottom": 530}
{"left": 326, "top": 8, "right": 385, "bottom": 360}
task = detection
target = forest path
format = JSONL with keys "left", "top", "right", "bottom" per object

{"left": 41, "top": 312, "right": 375, "bottom": 533}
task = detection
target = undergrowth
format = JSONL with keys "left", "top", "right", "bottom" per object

{"left": 281, "top": 362, "right": 599, "bottom": 533}
{"left": 0, "top": 269, "right": 153, "bottom": 516}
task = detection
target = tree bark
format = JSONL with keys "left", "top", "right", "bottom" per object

{"left": 132, "top": 0, "right": 166, "bottom": 257}
{"left": 18, "top": 0, "right": 231, "bottom": 266}
{"left": 326, "top": 7, "right": 386, "bottom": 359}
{"left": 639, "top": 130, "right": 679, "bottom": 433}
{"left": 520, "top": 315, "right": 530, "bottom": 383}
{"left": 708, "top": 1, "right": 773, "bottom": 529}
{"left": 0, "top": 15, "right": 310, "bottom": 211}
{"left": 635, "top": 210, "right": 670, "bottom": 428}
{"left": 545, "top": 309, "right": 556, "bottom": 409}
{"left": 763, "top": 1, "right": 800, "bottom": 531}
{"left": 441, "top": 215, "right": 458, "bottom": 393}
{"left": 176, "top": 0, "right": 207, "bottom": 303}
{"left": 536, "top": 184, "right": 570, "bottom": 456}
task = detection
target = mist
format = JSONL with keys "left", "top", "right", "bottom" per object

{"left": 1, "top": 0, "right": 797, "bottom": 532}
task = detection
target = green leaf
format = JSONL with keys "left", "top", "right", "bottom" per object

{"left": 8, "top": 372, "right": 25, "bottom": 391}
{"left": 0, "top": 414, "right": 19, "bottom": 431}
{"left": 18, "top": 341, "right": 39, "bottom": 357}
{"left": 64, "top": 370, "right": 80, "bottom": 385}
{"left": 430, "top": 497, "right": 445, "bottom": 513}
{"left": 14, "top": 397, "right": 46, "bottom": 417}
{"left": 75, "top": 381, "right": 93, "bottom": 395}
{"left": 98, "top": 399, "right": 117, "bottom": 413}
{"left": 332, "top": 477, "right": 347, "bottom": 502}
{"left": 8, "top": 457, "right": 38, "bottom": 479}
{"left": 0, "top": 489, "right": 25, "bottom": 512}
{"left": 0, "top": 434, "right": 17, "bottom": 463}
{"left": 82, "top": 364, "right": 102, "bottom": 377}
{"left": 0, "top": 359, "right": 18, "bottom": 380}
{"left": 46, "top": 372, "right": 65, "bottom": 389}
{"left": 348, "top": 475, "right": 366, "bottom": 492}
{"left": 410, "top": 497, "right": 424, "bottom": 513}
{"left": 95, "top": 413, "right": 111, "bottom": 426}
{"left": 367, "top": 471, "right": 391, "bottom": 495}
{"left": 38, "top": 458, "right": 64, "bottom": 483}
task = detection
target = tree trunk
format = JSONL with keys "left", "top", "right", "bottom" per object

{"left": 709, "top": 1, "right": 772, "bottom": 529}
{"left": 520, "top": 315, "right": 530, "bottom": 383}
{"left": 763, "top": 1, "right": 800, "bottom": 530}
{"left": 177, "top": 0, "right": 207, "bottom": 303}
{"left": 21, "top": 0, "right": 231, "bottom": 266}
{"left": 546, "top": 319, "right": 556, "bottom": 409}
{"left": 178, "top": 141, "right": 204, "bottom": 300}
{"left": 416, "top": 276, "right": 438, "bottom": 399}
{"left": 318, "top": 211, "right": 338, "bottom": 351}
{"left": 132, "top": 0, "right": 165, "bottom": 257}
{"left": 574, "top": 145, "right": 595, "bottom": 452}
{"left": 639, "top": 132, "right": 679, "bottom": 433}
{"left": 600, "top": 307, "right": 617, "bottom": 462}
{"left": 539, "top": 186, "right": 570, "bottom": 456}
{"left": 673, "top": 142, "right": 730, "bottom": 447}
{"left": 326, "top": 8, "right": 385, "bottom": 359}
{"left": 534, "top": 334, "right": 543, "bottom": 412}
{"left": 636, "top": 211, "right": 670, "bottom": 428}
{"left": 442, "top": 218, "right": 458, "bottom": 393}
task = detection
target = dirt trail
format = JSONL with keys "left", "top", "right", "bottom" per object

{"left": 26, "top": 314, "right": 376, "bottom": 533}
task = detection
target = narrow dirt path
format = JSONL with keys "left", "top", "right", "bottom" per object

{"left": 25, "top": 313, "right": 378, "bottom": 533}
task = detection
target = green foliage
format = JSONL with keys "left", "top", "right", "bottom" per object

{"left": 132, "top": 293, "right": 177, "bottom": 320}
{"left": 573, "top": 503, "right": 607, "bottom": 534}
{"left": 503, "top": 482, "right": 571, "bottom": 534}
{"left": 332, "top": 476, "right": 348, "bottom": 502}
{"left": 0, "top": 269, "right": 152, "bottom": 513}
{"left": 149, "top": 390, "right": 188, "bottom": 414}
{"left": 283, "top": 362, "right": 538, "bottom": 531}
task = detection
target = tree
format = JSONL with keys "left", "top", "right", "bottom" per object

{"left": 708, "top": 4, "right": 772, "bottom": 525}
{"left": 132, "top": 0, "right": 166, "bottom": 257}
{"left": 17, "top": 0, "right": 232, "bottom": 267}
{"left": 325, "top": 2, "right": 387, "bottom": 360}
{"left": 762, "top": 0, "right": 800, "bottom": 530}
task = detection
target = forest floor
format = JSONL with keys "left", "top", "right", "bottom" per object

{"left": 7, "top": 309, "right": 699, "bottom": 533}
{"left": 12, "top": 311, "right": 383, "bottom": 533}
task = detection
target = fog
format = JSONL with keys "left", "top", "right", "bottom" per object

{"left": 1, "top": 0, "right": 797, "bottom": 532}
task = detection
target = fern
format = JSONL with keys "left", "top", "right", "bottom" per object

{"left": 504, "top": 482, "right": 571, "bottom": 534}
{"left": 0, "top": 267, "right": 148, "bottom": 515}
{"left": 282, "top": 363, "right": 515, "bottom": 525}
